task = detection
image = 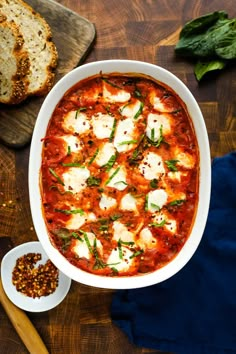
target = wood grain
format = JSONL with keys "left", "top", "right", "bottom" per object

{"left": 0, "top": 0, "right": 235, "bottom": 353}
{"left": 0, "top": 0, "right": 95, "bottom": 148}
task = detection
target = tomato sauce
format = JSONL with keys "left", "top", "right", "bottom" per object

{"left": 40, "top": 73, "right": 199, "bottom": 277}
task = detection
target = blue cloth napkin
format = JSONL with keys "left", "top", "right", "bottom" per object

{"left": 111, "top": 152, "right": 236, "bottom": 354}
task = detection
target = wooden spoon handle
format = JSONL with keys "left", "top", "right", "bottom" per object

{"left": 0, "top": 277, "right": 49, "bottom": 354}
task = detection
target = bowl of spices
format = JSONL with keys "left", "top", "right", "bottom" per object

{"left": 1, "top": 241, "right": 71, "bottom": 312}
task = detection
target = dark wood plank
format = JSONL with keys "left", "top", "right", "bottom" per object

{"left": 0, "top": 0, "right": 95, "bottom": 148}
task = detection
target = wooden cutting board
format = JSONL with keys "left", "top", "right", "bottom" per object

{"left": 0, "top": 0, "right": 95, "bottom": 148}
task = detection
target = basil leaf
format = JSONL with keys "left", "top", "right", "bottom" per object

{"left": 49, "top": 168, "right": 64, "bottom": 186}
{"left": 102, "top": 77, "right": 122, "bottom": 89}
{"left": 118, "top": 140, "right": 138, "bottom": 145}
{"left": 55, "top": 208, "right": 84, "bottom": 215}
{"left": 129, "top": 249, "right": 144, "bottom": 259}
{"left": 61, "top": 162, "right": 82, "bottom": 167}
{"left": 88, "top": 148, "right": 99, "bottom": 165}
{"left": 119, "top": 239, "right": 135, "bottom": 246}
{"left": 150, "top": 179, "right": 158, "bottom": 188}
{"left": 149, "top": 219, "right": 166, "bottom": 227}
{"left": 179, "top": 11, "right": 228, "bottom": 39}
{"left": 117, "top": 239, "right": 123, "bottom": 259}
{"left": 148, "top": 125, "right": 165, "bottom": 147}
{"left": 169, "top": 199, "right": 185, "bottom": 206}
{"left": 102, "top": 154, "right": 117, "bottom": 172}
{"left": 194, "top": 59, "right": 226, "bottom": 81}
{"left": 134, "top": 101, "right": 144, "bottom": 119}
{"left": 150, "top": 203, "right": 161, "bottom": 211}
{"left": 134, "top": 89, "right": 142, "bottom": 98}
{"left": 52, "top": 228, "right": 71, "bottom": 239}
{"left": 80, "top": 230, "right": 93, "bottom": 255}
{"left": 109, "top": 119, "right": 117, "bottom": 142}
{"left": 87, "top": 176, "right": 101, "bottom": 186}
{"left": 165, "top": 159, "right": 179, "bottom": 172}
{"left": 175, "top": 11, "right": 229, "bottom": 58}
{"left": 67, "top": 145, "right": 71, "bottom": 156}
{"left": 75, "top": 107, "right": 86, "bottom": 118}
{"left": 71, "top": 232, "right": 84, "bottom": 241}
{"left": 110, "top": 214, "right": 122, "bottom": 221}
{"left": 144, "top": 194, "right": 149, "bottom": 211}
{"left": 105, "top": 167, "right": 120, "bottom": 185}
{"left": 216, "top": 28, "right": 236, "bottom": 59}
{"left": 175, "top": 11, "right": 236, "bottom": 80}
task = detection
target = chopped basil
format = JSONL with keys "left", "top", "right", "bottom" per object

{"left": 49, "top": 168, "right": 64, "bottom": 186}
{"left": 75, "top": 107, "right": 86, "bottom": 118}
{"left": 92, "top": 237, "right": 121, "bottom": 269}
{"left": 105, "top": 166, "right": 120, "bottom": 185}
{"left": 88, "top": 148, "right": 99, "bottom": 165}
{"left": 118, "top": 139, "right": 138, "bottom": 145}
{"left": 165, "top": 159, "right": 179, "bottom": 172}
{"left": 49, "top": 185, "right": 73, "bottom": 195}
{"left": 71, "top": 232, "right": 84, "bottom": 241}
{"left": 55, "top": 208, "right": 84, "bottom": 215}
{"left": 110, "top": 214, "right": 122, "bottom": 221}
{"left": 104, "top": 105, "right": 111, "bottom": 114}
{"left": 94, "top": 259, "right": 120, "bottom": 270}
{"left": 150, "top": 203, "right": 161, "bottom": 211}
{"left": 118, "top": 238, "right": 136, "bottom": 260}
{"left": 148, "top": 125, "right": 165, "bottom": 147}
{"left": 134, "top": 101, "right": 144, "bottom": 119}
{"left": 128, "top": 134, "right": 145, "bottom": 165}
{"left": 67, "top": 145, "right": 71, "bottom": 155}
{"left": 169, "top": 199, "right": 185, "bottom": 206}
{"left": 99, "top": 224, "right": 109, "bottom": 231}
{"left": 61, "top": 162, "right": 82, "bottom": 167}
{"left": 130, "top": 249, "right": 144, "bottom": 259}
{"left": 102, "top": 77, "right": 122, "bottom": 89}
{"left": 117, "top": 239, "right": 123, "bottom": 259}
{"left": 149, "top": 219, "right": 166, "bottom": 227}
{"left": 119, "top": 102, "right": 130, "bottom": 114}
{"left": 134, "top": 89, "right": 142, "bottom": 98}
{"left": 145, "top": 194, "right": 149, "bottom": 211}
{"left": 52, "top": 228, "right": 71, "bottom": 239}
{"left": 111, "top": 267, "right": 119, "bottom": 274}
{"left": 131, "top": 149, "right": 140, "bottom": 160}
{"left": 80, "top": 230, "right": 93, "bottom": 255}
{"left": 119, "top": 239, "right": 135, "bottom": 246}
{"left": 98, "top": 218, "right": 109, "bottom": 225}
{"left": 156, "top": 126, "right": 165, "bottom": 147}
{"left": 151, "top": 128, "right": 155, "bottom": 141}
{"left": 150, "top": 178, "right": 158, "bottom": 188}
{"left": 109, "top": 119, "right": 117, "bottom": 142}
{"left": 103, "top": 154, "right": 117, "bottom": 172}
{"left": 87, "top": 176, "right": 101, "bottom": 187}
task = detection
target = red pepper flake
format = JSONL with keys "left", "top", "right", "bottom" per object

{"left": 12, "top": 253, "right": 59, "bottom": 298}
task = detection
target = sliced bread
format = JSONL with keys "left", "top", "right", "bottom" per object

{"left": 0, "top": 13, "right": 30, "bottom": 104}
{"left": 0, "top": 0, "right": 58, "bottom": 98}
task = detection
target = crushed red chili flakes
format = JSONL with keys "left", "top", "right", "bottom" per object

{"left": 12, "top": 252, "right": 59, "bottom": 298}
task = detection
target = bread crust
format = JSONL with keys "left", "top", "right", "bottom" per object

{"left": 0, "top": 13, "right": 30, "bottom": 104}
{"left": 0, "top": 0, "right": 58, "bottom": 103}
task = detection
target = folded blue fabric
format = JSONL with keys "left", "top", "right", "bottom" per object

{"left": 111, "top": 152, "right": 236, "bottom": 354}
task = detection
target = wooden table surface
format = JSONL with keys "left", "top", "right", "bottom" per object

{"left": 0, "top": 0, "right": 235, "bottom": 353}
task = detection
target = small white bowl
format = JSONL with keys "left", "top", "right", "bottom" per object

{"left": 29, "top": 60, "right": 211, "bottom": 289}
{"left": 1, "top": 241, "right": 71, "bottom": 312}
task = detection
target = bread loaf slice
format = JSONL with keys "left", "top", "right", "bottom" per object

{"left": 0, "top": 13, "right": 30, "bottom": 104}
{"left": 0, "top": 0, "right": 58, "bottom": 97}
